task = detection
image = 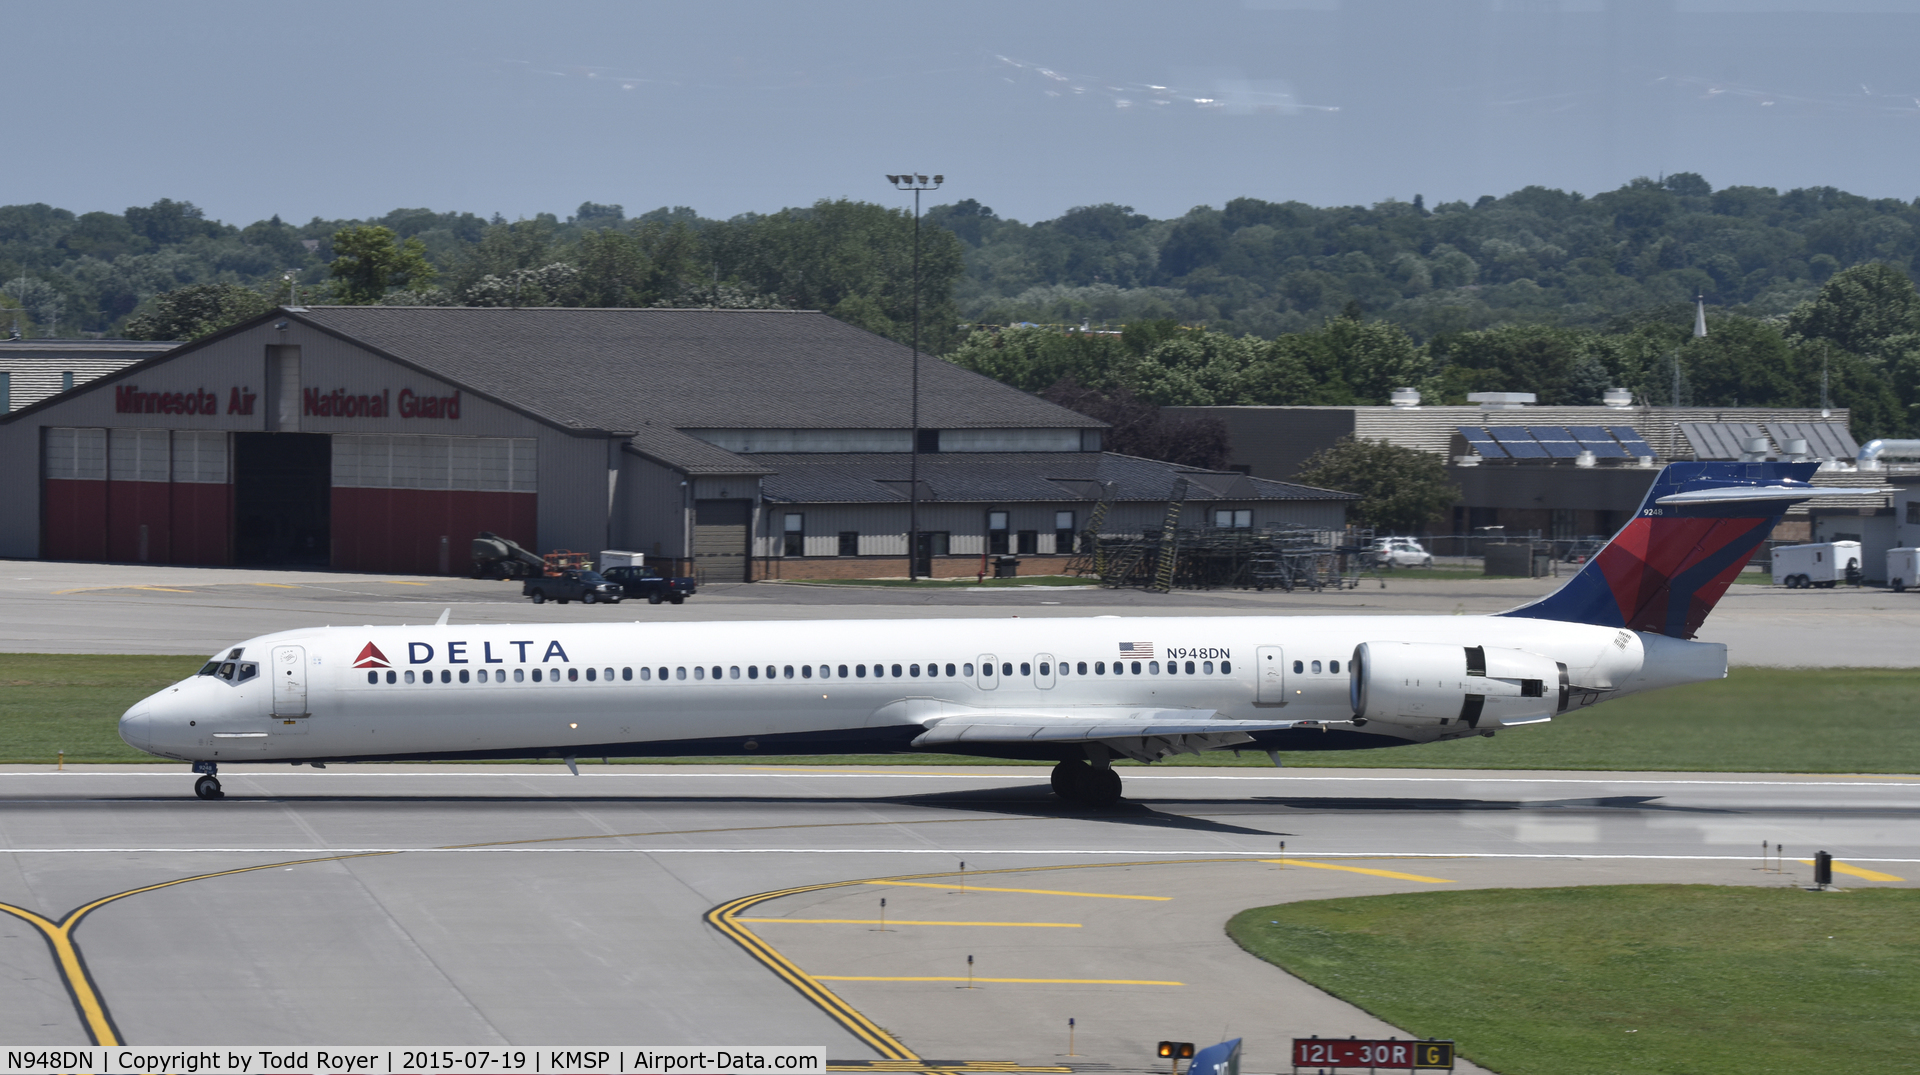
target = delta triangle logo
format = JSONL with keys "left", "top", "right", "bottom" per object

{"left": 353, "top": 642, "right": 391, "bottom": 669}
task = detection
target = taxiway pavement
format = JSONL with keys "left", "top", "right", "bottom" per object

{"left": 1, "top": 765, "right": 1912, "bottom": 1071}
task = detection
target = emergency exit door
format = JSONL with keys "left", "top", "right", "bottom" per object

{"left": 1255, "top": 646, "right": 1287, "bottom": 706}
{"left": 271, "top": 645, "right": 308, "bottom": 717}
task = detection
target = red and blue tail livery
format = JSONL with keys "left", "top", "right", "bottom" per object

{"left": 1503, "top": 462, "right": 1867, "bottom": 639}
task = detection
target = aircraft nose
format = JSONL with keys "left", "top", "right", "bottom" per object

{"left": 119, "top": 707, "right": 154, "bottom": 753}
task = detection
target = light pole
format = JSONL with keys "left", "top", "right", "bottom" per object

{"left": 887, "top": 173, "right": 942, "bottom": 581}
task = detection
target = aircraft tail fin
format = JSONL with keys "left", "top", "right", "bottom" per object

{"left": 1500, "top": 461, "right": 1874, "bottom": 638}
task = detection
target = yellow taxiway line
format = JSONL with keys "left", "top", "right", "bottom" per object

{"left": 1261, "top": 859, "right": 1456, "bottom": 883}
{"left": 815, "top": 976, "right": 1182, "bottom": 986}
{"left": 1798, "top": 859, "right": 1906, "bottom": 882}
{"left": 862, "top": 880, "right": 1169, "bottom": 900}
{"left": 736, "top": 918, "right": 1082, "bottom": 927}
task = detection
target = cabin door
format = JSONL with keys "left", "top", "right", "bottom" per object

{"left": 271, "top": 644, "right": 309, "bottom": 719}
{"left": 1254, "top": 646, "right": 1288, "bottom": 706}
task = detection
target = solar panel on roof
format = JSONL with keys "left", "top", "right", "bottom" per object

{"left": 1527, "top": 426, "right": 1584, "bottom": 459}
{"left": 1679, "top": 421, "right": 1738, "bottom": 459}
{"left": 1567, "top": 426, "right": 1630, "bottom": 458}
{"left": 1488, "top": 427, "right": 1549, "bottom": 459}
{"left": 1456, "top": 427, "right": 1509, "bottom": 458}
{"left": 1609, "top": 426, "right": 1656, "bottom": 458}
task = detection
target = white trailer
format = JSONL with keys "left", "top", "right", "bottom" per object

{"left": 1887, "top": 548, "right": 1920, "bottom": 593}
{"left": 597, "top": 549, "right": 645, "bottom": 569}
{"left": 1772, "top": 541, "right": 1861, "bottom": 589}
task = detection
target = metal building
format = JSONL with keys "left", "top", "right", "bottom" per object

{"left": 0, "top": 306, "right": 1354, "bottom": 578}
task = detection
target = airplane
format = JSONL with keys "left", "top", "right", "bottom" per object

{"left": 118, "top": 462, "right": 1868, "bottom": 803}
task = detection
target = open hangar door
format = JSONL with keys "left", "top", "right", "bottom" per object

{"left": 329, "top": 434, "right": 537, "bottom": 574}
{"left": 234, "top": 432, "right": 331, "bottom": 566}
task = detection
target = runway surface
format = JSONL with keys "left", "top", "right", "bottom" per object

{"left": 2, "top": 765, "right": 1913, "bottom": 1071}
{"left": 4, "top": 560, "right": 1917, "bottom": 666}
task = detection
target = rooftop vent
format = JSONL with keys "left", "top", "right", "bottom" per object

{"left": 1468, "top": 392, "right": 1535, "bottom": 410}
{"left": 1389, "top": 387, "right": 1421, "bottom": 408}
{"left": 1602, "top": 388, "right": 1633, "bottom": 409}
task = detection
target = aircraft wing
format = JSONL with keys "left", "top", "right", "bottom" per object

{"left": 912, "top": 709, "right": 1308, "bottom": 745}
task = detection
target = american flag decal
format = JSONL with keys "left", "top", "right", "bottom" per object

{"left": 1118, "top": 642, "right": 1155, "bottom": 657}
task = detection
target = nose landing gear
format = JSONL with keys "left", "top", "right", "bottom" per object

{"left": 191, "top": 761, "right": 224, "bottom": 800}
{"left": 1049, "top": 759, "right": 1123, "bottom": 807}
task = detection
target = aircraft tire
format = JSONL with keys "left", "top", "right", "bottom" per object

{"left": 194, "top": 775, "right": 223, "bottom": 800}
{"left": 1088, "top": 765, "right": 1122, "bottom": 806}
{"left": 1049, "top": 759, "right": 1088, "bottom": 799}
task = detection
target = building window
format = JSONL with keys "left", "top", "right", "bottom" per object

{"left": 1055, "top": 511, "right": 1076, "bottom": 551}
{"left": 988, "top": 511, "right": 1010, "bottom": 555}
{"left": 1017, "top": 530, "right": 1038, "bottom": 554}
{"left": 783, "top": 513, "right": 804, "bottom": 557}
{"left": 1907, "top": 503, "right": 1920, "bottom": 525}
{"left": 917, "top": 429, "right": 940, "bottom": 453}
{"left": 838, "top": 531, "right": 859, "bottom": 556}
{"left": 1213, "top": 509, "right": 1252, "bottom": 529}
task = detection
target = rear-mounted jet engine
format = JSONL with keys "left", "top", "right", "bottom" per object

{"left": 1349, "top": 641, "right": 1568, "bottom": 731}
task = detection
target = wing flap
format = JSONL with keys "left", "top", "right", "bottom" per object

{"left": 910, "top": 708, "right": 1308, "bottom": 747}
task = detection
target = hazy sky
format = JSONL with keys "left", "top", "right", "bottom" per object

{"left": 9, "top": 0, "right": 1920, "bottom": 226}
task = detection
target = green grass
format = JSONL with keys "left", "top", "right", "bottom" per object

{"left": 4, "top": 658, "right": 1915, "bottom": 771}
{"left": 790, "top": 575, "right": 1099, "bottom": 588}
{"left": 1226, "top": 886, "right": 1920, "bottom": 1075}
{"left": 0, "top": 653, "right": 206, "bottom": 763}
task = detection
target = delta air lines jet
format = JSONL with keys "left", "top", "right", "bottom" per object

{"left": 119, "top": 463, "right": 1860, "bottom": 802}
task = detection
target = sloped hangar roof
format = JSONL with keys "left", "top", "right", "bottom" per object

{"left": 755, "top": 451, "right": 1359, "bottom": 505}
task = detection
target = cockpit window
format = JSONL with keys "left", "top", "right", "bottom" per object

{"left": 198, "top": 661, "right": 221, "bottom": 676}
{"left": 213, "top": 661, "right": 259, "bottom": 685}
{"left": 217, "top": 662, "right": 236, "bottom": 680}
{"left": 235, "top": 662, "right": 258, "bottom": 683}
{"left": 228, "top": 648, "right": 245, "bottom": 660}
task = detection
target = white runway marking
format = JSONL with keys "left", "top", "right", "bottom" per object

{"left": 0, "top": 847, "right": 1914, "bottom": 861}
{"left": 6, "top": 772, "right": 1916, "bottom": 786}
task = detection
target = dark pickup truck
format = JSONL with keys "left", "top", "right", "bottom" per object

{"left": 601, "top": 565, "right": 697, "bottom": 604}
{"left": 522, "top": 568, "right": 624, "bottom": 605}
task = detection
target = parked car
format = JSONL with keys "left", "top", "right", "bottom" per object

{"left": 522, "top": 568, "right": 624, "bottom": 605}
{"left": 1367, "top": 537, "right": 1434, "bottom": 568}
{"left": 601, "top": 564, "right": 697, "bottom": 604}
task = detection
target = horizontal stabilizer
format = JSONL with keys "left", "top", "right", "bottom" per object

{"left": 1655, "top": 484, "right": 1885, "bottom": 506}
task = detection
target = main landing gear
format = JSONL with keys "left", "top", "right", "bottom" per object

{"left": 1050, "top": 758, "right": 1122, "bottom": 807}
{"left": 192, "top": 761, "right": 223, "bottom": 800}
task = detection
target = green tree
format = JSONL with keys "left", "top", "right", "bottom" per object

{"left": 329, "top": 225, "right": 435, "bottom": 304}
{"left": 123, "top": 283, "right": 271, "bottom": 341}
{"left": 1294, "top": 436, "right": 1458, "bottom": 533}
{"left": 1786, "top": 262, "right": 1920, "bottom": 356}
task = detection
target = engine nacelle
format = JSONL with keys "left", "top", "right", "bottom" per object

{"left": 1349, "top": 641, "right": 1568, "bottom": 729}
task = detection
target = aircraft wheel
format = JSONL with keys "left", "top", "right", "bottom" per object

{"left": 648, "top": 592, "right": 663, "bottom": 604}
{"left": 194, "top": 775, "right": 224, "bottom": 800}
{"left": 1050, "top": 759, "right": 1088, "bottom": 800}
{"left": 1088, "top": 765, "right": 1123, "bottom": 806}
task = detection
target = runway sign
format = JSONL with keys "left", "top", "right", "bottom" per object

{"left": 1292, "top": 1038, "right": 1453, "bottom": 1071}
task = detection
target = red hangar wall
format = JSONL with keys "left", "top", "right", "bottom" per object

{"left": 0, "top": 310, "right": 612, "bottom": 574}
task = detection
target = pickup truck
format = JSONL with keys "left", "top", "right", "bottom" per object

{"left": 601, "top": 565, "right": 697, "bottom": 604}
{"left": 521, "top": 568, "right": 624, "bottom": 605}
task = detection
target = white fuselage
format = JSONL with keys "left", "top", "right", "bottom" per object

{"left": 119, "top": 615, "right": 1725, "bottom": 765}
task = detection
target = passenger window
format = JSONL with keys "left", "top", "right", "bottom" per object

{"left": 513, "top": 669, "right": 523, "bottom": 682}
{"left": 784, "top": 665, "right": 795, "bottom": 679}
{"left": 962, "top": 663, "right": 974, "bottom": 676}
{"left": 1330, "top": 660, "right": 1340, "bottom": 673}
{"left": 366, "top": 671, "right": 378, "bottom": 684}
{"left": 820, "top": 665, "right": 830, "bottom": 678}
{"left": 839, "top": 665, "right": 849, "bottom": 678}
{"left": 1020, "top": 662, "right": 1031, "bottom": 676}
{"left": 584, "top": 669, "right": 595, "bottom": 682}
{"left": 1166, "top": 661, "right": 1177, "bottom": 676}
{"left": 639, "top": 667, "right": 651, "bottom": 681}
{"left": 765, "top": 666, "right": 776, "bottom": 679}
{"left": 387, "top": 671, "right": 397, "bottom": 684}
{"left": 891, "top": 664, "right": 903, "bottom": 677}
{"left": 1312, "top": 660, "right": 1322, "bottom": 674}
{"left": 1131, "top": 661, "right": 1142, "bottom": 674}
{"left": 857, "top": 664, "right": 867, "bottom": 678}
{"left": 732, "top": 666, "right": 742, "bottom": 680}
{"left": 1077, "top": 662, "right": 1087, "bottom": 674}
{"left": 1293, "top": 660, "right": 1304, "bottom": 674}
{"left": 945, "top": 663, "right": 956, "bottom": 676}
{"left": 909, "top": 664, "right": 920, "bottom": 677}
{"left": 622, "top": 667, "right": 632, "bottom": 681}
{"left": 405, "top": 670, "right": 416, "bottom": 683}
{"left": 803, "top": 665, "right": 813, "bottom": 679}
{"left": 1221, "top": 660, "right": 1231, "bottom": 673}
{"left": 1185, "top": 661, "right": 1195, "bottom": 674}
{"left": 441, "top": 670, "right": 452, "bottom": 683}
{"left": 749, "top": 666, "right": 759, "bottom": 679}
{"left": 1203, "top": 661, "right": 1213, "bottom": 674}
{"left": 1001, "top": 663, "right": 1013, "bottom": 677}
{"left": 568, "top": 668, "right": 580, "bottom": 682}
{"left": 1039, "top": 662, "right": 1050, "bottom": 676}
{"left": 462, "top": 669, "right": 473, "bottom": 683}
{"left": 676, "top": 667, "right": 687, "bottom": 680}
{"left": 531, "top": 669, "right": 542, "bottom": 683}
{"left": 1150, "top": 661, "right": 1160, "bottom": 674}
{"left": 604, "top": 667, "right": 613, "bottom": 681}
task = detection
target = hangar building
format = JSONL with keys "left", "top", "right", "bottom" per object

{"left": 0, "top": 306, "right": 1352, "bottom": 579}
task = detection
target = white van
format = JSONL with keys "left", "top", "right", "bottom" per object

{"left": 1771, "top": 541, "right": 1861, "bottom": 589}
{"left": 1887, "top": 548, "right": 1920, "bottom": 593}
